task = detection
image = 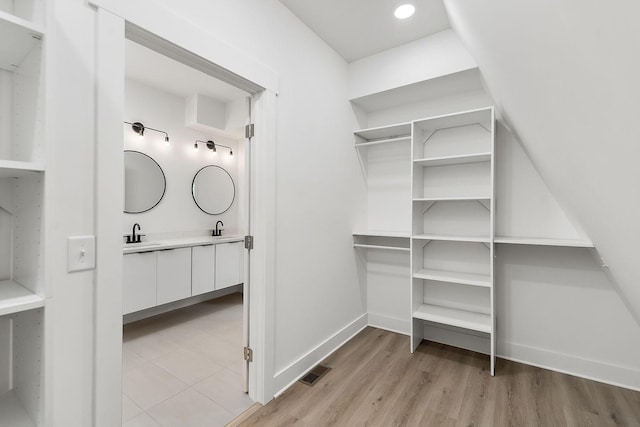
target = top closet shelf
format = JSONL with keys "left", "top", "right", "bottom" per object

{"left": 494, "top": 237, "right": 594, "bottom": 248}
{"left": 0, "top": 280, "right": 45, "bottom": 316}
{"left": 413, "top": 107, "right": 493, "bottom": 130}
{"left": 0, "top": 11, "right": 44, "bottom": 70}
{"left": 354, "top": 122, "right": 411, "bottom": 143}
{"left": 0, "top": 160, "right": 45, "bottom": 178}
{"left": 352, "top": 231, "right": 410, "bottom": 238}
{"left": 414, "top": 152, "right": 491, "bottom": 167}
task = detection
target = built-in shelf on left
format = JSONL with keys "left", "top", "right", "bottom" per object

{"left": 0, "top": 2, "right": 46, "bottom": 425}
{"left": 0, "top": 280, "right": 44, "bottom": 316}
{"left": 0, "top": 161, "right": 45, "bottom": 178}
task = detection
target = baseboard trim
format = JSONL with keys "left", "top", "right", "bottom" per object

{"left": 123, "top": 285, "right": 242, "bottom": 324}
{"left": 367, "top": 313, "right": 410, "bottom": 335}
{"left": 273, "top": 313, "right": 368, "bottom": 398}
{"left": 499, "top": 341, "right": 640, "bottom": 392}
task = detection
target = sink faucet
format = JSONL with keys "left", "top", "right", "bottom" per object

{"left": 126, "top": 223, "right": 144, "bottom": 244}
{"left": 213, "top": 221, "right": 224, "bottom": 237}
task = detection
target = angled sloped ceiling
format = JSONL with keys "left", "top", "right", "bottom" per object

{"left": 444, "top": 0, "right": 640, "bottom": 323}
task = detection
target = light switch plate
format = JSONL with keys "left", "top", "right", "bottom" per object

{"left": 68, "top": 235, "right": 96, "bottom": 272}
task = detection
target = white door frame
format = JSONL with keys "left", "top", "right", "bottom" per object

{"left": 92, "top": 2, "right": 278, "bottom": 425}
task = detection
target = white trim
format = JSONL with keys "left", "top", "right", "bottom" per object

{"left": 247, "top": 90, "right": 278, "bottom": 403}
{"left": 499, "top": 341, "right": 640, "bottom": 392}
{"left": 367, "top": 313, "right": 410, "bottom": 335}
{"left": 91, "top": 1, "right": 278, "bottom": 415}
{"left": 87, "top": 0, "right": 278, "bottom": 94}
{"left": 122, "top": 285, "right": 241, "bottom": 324}
{"left": 273, "top": 314, "right": 368, "bottom": 398}
{"left": 93, "top": 8, "right": 125, "bottom": 427}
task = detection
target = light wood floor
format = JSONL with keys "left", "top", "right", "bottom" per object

{"left": 237, "top": 327, "right": 640, "bottom": 427}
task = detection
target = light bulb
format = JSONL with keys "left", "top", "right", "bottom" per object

{"left": 193, "top": 143, "right": 198, "bottom": 151}
{"left": 394, "top": 4, "right": 415, "bottom": 19}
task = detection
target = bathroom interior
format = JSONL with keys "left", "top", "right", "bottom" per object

{"left": 120, "top": 39, "right": 254, "bottom": 422}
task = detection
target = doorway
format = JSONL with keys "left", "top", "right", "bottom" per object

{"left": 93, "top": 6, "right": 278, "bottom": 423}
{"left": 119, "top": 38, "right": 254, "bottom": 425}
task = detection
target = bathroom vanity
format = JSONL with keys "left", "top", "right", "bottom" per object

{"left": 123, "top": 236, "right": 244, "bottom": 315}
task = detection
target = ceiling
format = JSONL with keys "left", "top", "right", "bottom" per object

{"left": 125, "top": 40, "right": 249, "bottom": 102}
{"left": 278, "top": 0, "right": 451, "bottom": 62}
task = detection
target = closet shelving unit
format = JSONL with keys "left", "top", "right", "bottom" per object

{"left": 352, "top": 122, "right": 412, "bottom": 252}
{"left": 410, "top": 107, "right": 496, "bottom": 375}
{"left": 0, "top": 1, "right": 47, "bottom": 426}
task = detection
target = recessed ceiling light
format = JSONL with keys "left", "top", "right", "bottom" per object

{"left": 394, "top": 4, "right": 415, "bottom": 19}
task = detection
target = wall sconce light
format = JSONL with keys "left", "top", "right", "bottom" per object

{"left": 125, "top": 121, "right": 170, "bottom": 143}
{"left": 194, "top": 140, "right": 233, "bottom": 156}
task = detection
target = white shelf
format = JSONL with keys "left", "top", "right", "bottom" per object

{"left": 353, "top": 244, "right": 410, "bottom": 252}
{"left": 0, "top": 391, "right": 36, "bottom": 427}
{"left": 0, "top": 160, "right": 45, "bottom": 178}
{"left": 413, "top": 304, "right": 491, "bottom": 333}
{"left": 352, "top": 231, "right": 410, "bottom": 238}
{"left": 354, "top": 136, "right": 410, "bottom": 148}
{"left": 354, "top": 123, "right": 411, "bottom": 142}
{"left": 0, "top": 10, "right": 44, "bottom": 70}
{"left": 494, "top": 236, "right": 594, "bottom": 248}
{"left": 414, "top": 152, "right": 491, "bottom": 167}
{"left": 412, "top": 234, "right": 490, "bottom": 243}
{"left": 413, "top": 268, "right": 490, "bottom": 288}
{"left": 413, "top": 107, "right": 493, "bottom": 132}
{"left": 0, "top": 280, "right": 44, "bottom": 316}
{"left": 413, "top": 196, "right": 490, "bottom": 202}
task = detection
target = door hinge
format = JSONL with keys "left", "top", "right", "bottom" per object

{"left": 243, "top": 346, "right": 254, "bottom": 362}
{"left": 245, "top": 123, "right": 255, "bottom": 138}
{"left": 244, "top": 235, "right": 254, "bottom": 250}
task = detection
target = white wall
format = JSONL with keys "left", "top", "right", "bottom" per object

{"left": 444, "top": 0, "right": 640, "bottom": 324}
{"left": 496, "top": 245, "right": 640, "bottom": 389}
{"left": 123, "top": 79, "right": 242, "bottom": 238}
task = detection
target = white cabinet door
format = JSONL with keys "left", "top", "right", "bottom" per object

{"left": 123, "top": 252, "right": 157, "bottom": 315}
{"left": 157, "top": 248, "right": 192, "bottom": 305}
{"left": 192, "top": 245, "right": 216, "bottom": 296}
{"left": 215, "top": 242, "right": 243, "bottom": 290}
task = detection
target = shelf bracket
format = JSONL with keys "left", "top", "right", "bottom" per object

{"left": 421, "top": 201, "right": 437, "bottom": 215}
{"left": 420, "top": 240, "right": 432, "bottom": 250}
{"left": 477, "top": 199, "right": 491, "bottom": 211}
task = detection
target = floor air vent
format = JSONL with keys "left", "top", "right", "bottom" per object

{"left": 299, "top": 364, "right": 331, "bottom": 386}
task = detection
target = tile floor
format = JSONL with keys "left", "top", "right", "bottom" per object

{"left": 122, "top": 292, "right": 253, "bottom": 427}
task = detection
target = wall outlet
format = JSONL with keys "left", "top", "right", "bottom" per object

{"left": 68, "top": 235, "right": 96, "bottom": 272}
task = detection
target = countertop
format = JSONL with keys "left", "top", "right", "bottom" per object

{"left": 123, "top": 235, "right": 244, "bottom": 254}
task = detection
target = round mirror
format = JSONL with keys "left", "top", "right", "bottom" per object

{"left": 124, "top": 150, "right": 166, "bottom": 213}
{"left": 192, "top": 165, "right": 235, "bottom": 215}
